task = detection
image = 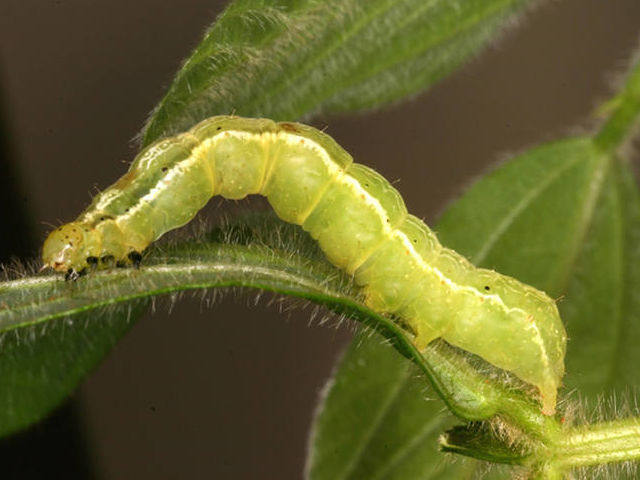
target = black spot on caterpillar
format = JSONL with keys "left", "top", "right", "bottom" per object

{"left": 42, "top": 115, "right": 566, "bottom": 414}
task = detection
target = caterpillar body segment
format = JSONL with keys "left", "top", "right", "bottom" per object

{"left": 42, "top": 116, "right": 566, "bottom": 414}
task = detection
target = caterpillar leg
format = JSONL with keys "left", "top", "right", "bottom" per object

{"left": 100, "top": 255, "right": 115, "bottom": 267}
{"left": 64, "top": 267, "right": 88, "bottom": 282}
{"left": 112, "top": 251, "right": 143, "bottom": 269}
{"left": 86, "top": 256, "right": 99, "bottom": 270}
{"left": 64, "top": 269, "right": 78, "bottom": 282}
{"left": 127, "top": 251, "right": 143, "bottom": 269}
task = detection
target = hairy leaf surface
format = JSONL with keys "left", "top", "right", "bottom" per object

{"left": 142, "top": 0, "right": 531, "bottom": 145}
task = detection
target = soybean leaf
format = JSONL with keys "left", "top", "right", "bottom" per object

{"left": 0, "top": 302, "right": 145, "bottom": 437}
{"left": 560, "top": 159, "right": 640, "bottom": 397}
{"left": 306, "top": 332, "right": 476, "bottom": 480}
{"left": 142, "top": 0, "right": 533, "bottom": 145}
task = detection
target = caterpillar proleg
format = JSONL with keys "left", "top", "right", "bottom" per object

{"left": 42, "top": 116, "right": 566, "bottom": 414}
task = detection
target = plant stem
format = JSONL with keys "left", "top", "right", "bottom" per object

{"left": 594, "top": 56, "right": 640, "bottom": 153}
{"left": 555, "top": 419, "right": 640, "bottom": 469}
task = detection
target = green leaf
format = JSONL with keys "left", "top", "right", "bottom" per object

{"left": 306, "top": 332, "right": 475, "bottom": 480}
{"left": 561, "top": 159, "right": 640, "bottom": 397}
{"left": 142, "top": 0, "right": 532, "bottom": 145}
{"left": 0, "top": 303, "right": 145, "bottom": 436}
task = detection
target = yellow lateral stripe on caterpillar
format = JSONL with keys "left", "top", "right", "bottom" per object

{"left": 42, "top": 115, "right": 566, "bottom": 414}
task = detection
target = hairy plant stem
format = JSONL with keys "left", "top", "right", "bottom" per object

{"left": 556, "top": 419, "right": 640, "bottom": 469}
{"left": 594, "top": 57, "right": 640, "bottom": 153}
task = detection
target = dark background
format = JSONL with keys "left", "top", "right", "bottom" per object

{"left": 1, "top": 0, "right": 639, "bottom": 478}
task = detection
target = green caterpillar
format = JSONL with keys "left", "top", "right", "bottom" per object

{"left": 42, "top": 116, "right": 566, "bottom": 414}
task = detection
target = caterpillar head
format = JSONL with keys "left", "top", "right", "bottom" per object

{"left": 42, "top": 223, "right": 94, "bottom": 273}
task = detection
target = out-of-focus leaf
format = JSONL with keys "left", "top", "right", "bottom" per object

{"left": 560, "top": 160, "right": 640, "bottom": 396}
{"left": 306, "top": 332, "right": 476, "bottom": 480}
{"left": 142, "top": 0, "right": 532, "bottom": 145}
{"left": 0, "top": 303, "right": 144, "bottom": 436}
